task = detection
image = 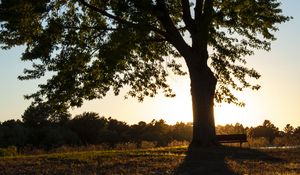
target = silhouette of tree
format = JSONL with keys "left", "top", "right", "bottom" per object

{"left": 280, "top": 124, "right": 298, "bottom": 146}
{"left": 293, "top": 126, "right": 300, "bottom": 145}
{"left": 152, "top": 119, "right": 172, "bottom": 146}
{"left": 69, "top": 112, "right": 108, "bottom": 144}
{"left": 249, "top": 120, "right": 279, "bottom": 145}
{"left": 42, "top": 127, "right": 80, "bottom": 150}
{"left": 22, "top": 103, "right": 71, "bottom": 128}
{"left": 0, "top": 120, "right": 28, "bottom": 152}
{"left": 171, "top": 122, "right": 193, "bottom": 141}
{"left": 294, "top": 127, "right": 300, "bottom": 136}
{"left": 105, "top": 117, "right": 130, "bottom": 147}
{"left": 283, "top": 124, "right": 294, "bottom": 135}
{"left": 0, "top": 0, "right": 290, "bottom": 146}
{"left": 22, "top": 104, "right": 50, "bottom": 128}
{"left": 128, "top": 121, "right": 148, "bottom": 148}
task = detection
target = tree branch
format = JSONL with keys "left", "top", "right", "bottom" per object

{"left": 77, "top": 0, "right": 167, "bottom": 37}
{"left": 195, "top": 0, "right": 204, "bottom": 23}
{"left": 78, "top": 0, "right": 133, "bottom": 26}
{"left": 192, "top": 0, "right": 214, "bottom": 49}
{"left": 154, "top": 0, "right": 192, "bottom": 59}
{"left": 181, "top": 0, "right": 194, "bottom": 32}
{"left": 64, "top": 25, "right": 117, "bottom": 31}
{"left": 202, "top": 0, "right": 214, "bottom": 27}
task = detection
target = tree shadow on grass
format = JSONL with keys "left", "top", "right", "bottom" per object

{"left": 174, "top": 145, "right": 283, "bottom": 175}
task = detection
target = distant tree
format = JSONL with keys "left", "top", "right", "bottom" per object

{"left": 294, "top": 126, "right": 300, "bottom": 145}
{"left": 0, "top": 120, "right": 28, "bottom": 152}
{"left": 279, "top": 124, "right": 299, "bottom": 146}
{"left": 22, "top": 103, "right": 71, "bottom": 127}
{"left": 0, "top": 0, "right": 290, "bottom": 146}
{"left": 262, "top": 120, "right": 277, "bottom": 129}
{"left": 283, "top": 124, "right": 294, "bottom": 135}
{"left": 128, "top": 121, "right": 147, "bottom": 148}
{"left": 105, "top": 117, "right": 130, "bottom": 147}
{"left": 171, "top": 122, "right": 193, "bottom": 141}
{"left": 42, "top": 127, "right": 80, "bottom": 150}
{"left": 233, "top": 123, "right": 246, "bottom": 134}
{"left": 69, "top": 112, "right": 107, "bottom": 144}
{"left": 142, "top": 119, "right": 171, "bottom": 146}
{"left": 216, "top": 123, "right": 245, "bottom": 135}
{"left": 48, "top": 111, "right": 71, "bottom": 126}
{"left": 249, "top": 120, "right": 279, "bottom": 145}
{"left": 294, "top": 127, "right": 300, "bottom": 136}
{"left": 22, "top": 104, "right": 50, "bottom": 128}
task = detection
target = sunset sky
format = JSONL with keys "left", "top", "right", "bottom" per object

{"left": 0, "top": 1, "right": 299, "bottom": 129}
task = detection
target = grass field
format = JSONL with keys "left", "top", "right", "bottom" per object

{"left": 0, "top": 146, "right": 299, "bottom": 175}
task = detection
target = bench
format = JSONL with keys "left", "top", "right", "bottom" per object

{"left": 216, "top": 134, "right": 248, "bottom": 147}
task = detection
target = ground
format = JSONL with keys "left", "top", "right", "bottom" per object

{"left": 0, "top": 146, "right": 299, "bottom": 175}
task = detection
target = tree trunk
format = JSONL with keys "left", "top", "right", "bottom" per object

{"left": 186, "top": 55, "right": 218, "bottom": 147}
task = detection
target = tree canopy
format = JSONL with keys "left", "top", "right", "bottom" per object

{"left": 0, "top": 0, "right": 290, "bottom": 108}
{"left": 0, "top": 0, "right": 291, "bottom": 146}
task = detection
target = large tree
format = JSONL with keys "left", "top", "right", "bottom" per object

{"left": 0, "top": 0, "right": 290, "bottom": 146}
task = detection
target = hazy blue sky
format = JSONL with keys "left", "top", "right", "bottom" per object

{"left": 0, "top": 1, "right": 299, "bottom": 129}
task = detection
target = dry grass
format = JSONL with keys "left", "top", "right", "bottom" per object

{"left": 0, "top": 146, "right": 299, "bottom": 175}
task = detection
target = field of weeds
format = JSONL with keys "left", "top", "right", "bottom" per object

{"left": 0, "top": 146, "right": 299, "bottom": 175}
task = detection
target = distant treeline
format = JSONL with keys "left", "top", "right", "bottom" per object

{"left": 0, "top": 104, "right": 300, "bottom": 152}
{"left": 0, "top": 110, "right": 193, "bottom": 152}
